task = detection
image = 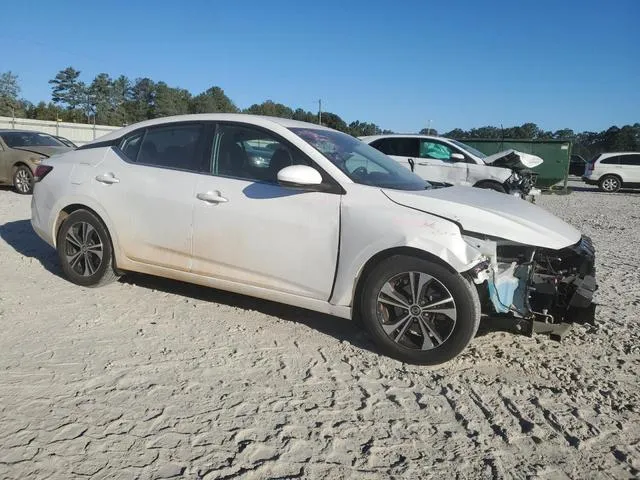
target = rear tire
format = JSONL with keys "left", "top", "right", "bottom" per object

{"left": 359, "top": 255, "right": 481, "bottom": 365}
{"left": 13, "top": 165, "right": 34, "bottom": 194}
{"left": 56, "top": 210, "right": 119, "bottom": 287}
{"left": 475, "top": 180, "right": 506, "bottom": 193}
{"left": 598, "top": 175, "right": 621, "bottom": 193}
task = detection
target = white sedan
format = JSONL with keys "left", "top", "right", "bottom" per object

{"left": 31, "top": 114, "right": 597, "bottom": 365}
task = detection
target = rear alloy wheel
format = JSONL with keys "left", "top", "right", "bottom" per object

{"left": 13, "top": 166, "right": 34, "bottom": 194}
{"left": 599, "top": 175, "right": 621, "bottom": 193}
{"left": 360, "top": 255, "right": 481, "bottom": 365}
{"left": 56, "top": 210, "right": 119, "bottom": 287}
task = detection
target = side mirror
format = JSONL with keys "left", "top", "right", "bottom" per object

{"left": 450, "top": 153, "right": 465, "bottom": 162}
{"left": 277, "top": 165, "right": 323, "bottom": 188}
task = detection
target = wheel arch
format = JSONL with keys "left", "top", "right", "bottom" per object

{"left": 351, "top": 246, "right": 458, "bottom": 320}
{"left": 12, "top": 161, "right": 33, "bottom": 172}
{"left": 599, "top": 172, "right": 623, "bottom": 183}
{"left": 53, "top": 203, "right": 123, "bottom": 273}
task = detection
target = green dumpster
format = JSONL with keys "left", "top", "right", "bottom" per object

{"left": 460, "top": 139, "right": 572, "bottom": 189}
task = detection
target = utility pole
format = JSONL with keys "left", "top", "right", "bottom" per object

{"left": 428, "top": 119, "right": 432, "bottom": 135}
{"left": 318, "top": 99, "right": 322, "bottom": 125}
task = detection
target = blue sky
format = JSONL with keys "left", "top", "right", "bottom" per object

{"left": 2, "top": 0, "right": 638, "bottom": 133}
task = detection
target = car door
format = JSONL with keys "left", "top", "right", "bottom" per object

{"left": 418, "top": 139, "right": 468, "bottom": 185}
{"left": 619, "top": 154, "right": 640, "bottom": 182}
{"left": 370, "top": 137, "right": 435, "bottom": 177}
{"left": 191, "top": 122, "right": 341, "bottom": 300}
{"left": 92, "top": 122, "right": 208, "bottom": 271}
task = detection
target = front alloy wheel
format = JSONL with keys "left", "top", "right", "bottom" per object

{"left": 360, "top": 255, "right": 481, "bottom": 365}
{"left": 377, "top": 271, "right": 457, "bottom": 351}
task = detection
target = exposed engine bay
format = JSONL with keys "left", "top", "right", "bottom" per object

{"left": 466, "top": 234, "right": 597, "bottom": 336}
{"left": 504, "top": 170, "right": 540, "bottom": 202}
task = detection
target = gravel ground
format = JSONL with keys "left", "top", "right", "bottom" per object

{"left": 0, "top": 181, "right": 639, "bottom": 479}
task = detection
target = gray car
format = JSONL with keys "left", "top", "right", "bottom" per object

{"left": 0, "top": 130, "right": 72, "bottom": 194}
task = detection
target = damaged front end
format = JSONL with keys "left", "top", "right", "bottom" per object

{"left": 465, "top": 234, "right": 598, "bottom": 339}
{"left": 504, "top": 170, "right": 541, "bottom": 202}
{"left": 486, "top": 150, "right": 543, "bottom": 203}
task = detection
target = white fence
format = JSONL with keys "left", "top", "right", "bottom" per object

{"left": 0, "top": 116, "right": 120, "bottom": 146}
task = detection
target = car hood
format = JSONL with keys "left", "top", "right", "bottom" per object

{"left": 12, "top": 146, "right": 72, "bottom": 158}
{"left": 482, "top": 149, "right": 543, "bottom": 170}
{"left": 383, "top": 186, "right": 580, "bottom": 250}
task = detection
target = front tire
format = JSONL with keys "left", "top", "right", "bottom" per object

{"left": 56, "top": 210, "right": 119, "bottom": 287}
{"left": 359, "top": 255, "right": 481, "bottom": 365}
{"left": 13, "top": 165, "right": 34, "bottom": 194}
{"left": 598, "top": 175, "right": 621, "bottom": 193}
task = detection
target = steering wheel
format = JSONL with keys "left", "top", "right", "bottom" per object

{"left": 351, "top": 166, "right": 368, "bottom": 178}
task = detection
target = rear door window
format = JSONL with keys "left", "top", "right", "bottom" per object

{"left": 120, "top": 123, "right": 207, "bottom": 172}
{"left": 371, "top": 138, "right": 419, "bottom": 157}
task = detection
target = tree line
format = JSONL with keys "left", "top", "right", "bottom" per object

{"left": 1, "top": 68, "right": 638, "bottom": 158}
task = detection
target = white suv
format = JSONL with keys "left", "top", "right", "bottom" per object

{"left": 360, "top": 135, "right": 543, "bottom": 201}
{"left": 582, "top": 152, "right": 640, "bottom": 192}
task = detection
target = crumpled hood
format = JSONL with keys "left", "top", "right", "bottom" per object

{"left": 483, "top": 149, "right": 543, "bottom": 170}
{"left": 383, "top": 186, "right": 580, "bottom": 250}
{"left": 12, "top": 146, "right": 71, "bottom": 158}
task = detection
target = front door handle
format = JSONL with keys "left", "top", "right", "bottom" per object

{"left": 196, "top": 191, "right": 228, "bottom": 203}
{"left": 95, "top": 173, "right": 119, "bottom": 184}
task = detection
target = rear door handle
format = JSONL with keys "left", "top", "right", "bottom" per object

{"left": 197, "top": 191, "right": 228, "bottom": 203}
{"left": 95, "top": 173, "right": 119, "bottom": 184}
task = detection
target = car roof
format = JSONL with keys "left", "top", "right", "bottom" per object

{"left": 598, "top": 152, "right": 639, "bottom": 158}
{"left": 359, "top": 134, "right": 446, "bottom": 142}
{"left": 0, "top": 129, "right": 50, "bottom": 134}
{"left": 83, "top": 113, "right": 335, "bottom": 146}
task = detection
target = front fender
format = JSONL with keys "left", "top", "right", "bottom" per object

{"left": 329, "top": 188, "right": 484, "bottom": 307}
{"left": 468, "top": 164, "right": 512, "bottom": 184}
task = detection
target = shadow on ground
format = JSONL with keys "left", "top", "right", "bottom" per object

{"left": 120, "top": 273, "right": 379, "bottom": 355}
{"left": 0, "top": 218, "right": 377, "bottom": 354}
{"left": 0, "top": 219, "right": 62, "bottom": 277}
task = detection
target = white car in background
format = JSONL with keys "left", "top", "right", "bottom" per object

{"left": 360, "top": 134, "right": 543, "bottom": 201}
{"left": 582, "top": 152, "right": 640, "bottom": 192}
{"left": 31, "top": 114, "right": 596, "bottom": 365}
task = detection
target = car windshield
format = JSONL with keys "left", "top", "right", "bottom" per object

{"left": 1, "top": 131, "right": 64, "bottom": 148}
{"left": 55, "top": 136, "right": 77, "bottom": 148}
{"left": 448, "top": 139, "right": 487, "bottom": 159}
{"left": 290, "top": 127, "right": 430, "bottom": 190}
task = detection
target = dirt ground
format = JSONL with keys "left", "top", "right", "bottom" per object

{"left": 0, "top": 181, "right": 638, "bottom": 479}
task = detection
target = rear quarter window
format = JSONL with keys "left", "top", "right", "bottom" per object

{"left": 120, "top": 132, "right": 143, "bottom": 161}
{"left": 618, "top": 154, "right": 640, "bottom": 166}
{"left": 599, "top": 156, "right": 619, "bottom": 165}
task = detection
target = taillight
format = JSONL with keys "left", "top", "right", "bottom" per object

{"left": 34, "top": 165, "right": 53, "bottom": 182}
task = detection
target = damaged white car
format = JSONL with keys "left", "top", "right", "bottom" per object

{"left": 360, "top": 134, "right": 542, "bottom": 201}
{"left": 30, "top": 114, "right": 596, "bottom": 365}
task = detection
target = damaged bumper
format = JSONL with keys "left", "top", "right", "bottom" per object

{"left": 474, "top": 234, "right": 598, "bottom": 338}
{"left": 529, "top": 234, "right": 598, "bottom": 325}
